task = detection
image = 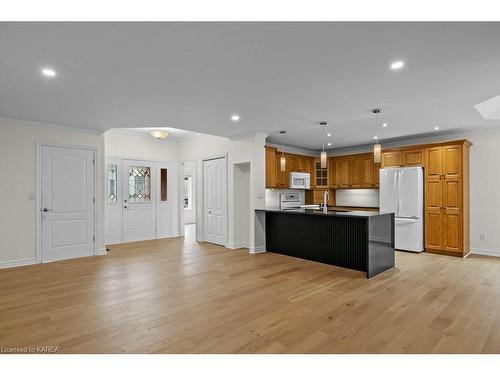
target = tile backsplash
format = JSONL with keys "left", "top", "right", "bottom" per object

{"left": 335, "top": 189, "right": 379, "bottom": 207}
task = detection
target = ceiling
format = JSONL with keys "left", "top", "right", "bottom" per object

{"left": 1, "top": 22, "right": 500, "bottom": 150}
{"left": 107, "top": 127, "right": 200, "bottom": 140}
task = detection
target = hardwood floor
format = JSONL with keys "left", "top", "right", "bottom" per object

{"left": 1, "top": 228, "right": 500, "bottom": 353}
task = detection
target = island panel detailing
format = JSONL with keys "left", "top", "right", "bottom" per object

{"left": 261, "top": 209, "right": 394, "bottom": 278}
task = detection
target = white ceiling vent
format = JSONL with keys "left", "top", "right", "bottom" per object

{"left": 475, "top": 94, "right": 500, "bottom": 120}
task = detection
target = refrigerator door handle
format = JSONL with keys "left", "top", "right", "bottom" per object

{"left": 394, "top": 170, "right": 399, "bottom": 216}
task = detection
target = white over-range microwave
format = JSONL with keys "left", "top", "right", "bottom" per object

{"left": 289, "top": 172, "right": 311, "bottom": 190}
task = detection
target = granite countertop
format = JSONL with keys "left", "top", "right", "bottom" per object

{"left": 256, "top": 207, "right": 390, "bottom": 218}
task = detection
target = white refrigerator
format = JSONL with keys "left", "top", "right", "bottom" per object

{"left": 379, "top": 167, "right": 424, "bottom": 253}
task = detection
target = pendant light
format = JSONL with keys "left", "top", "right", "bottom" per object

{"left": 319, "top": 121, "right": 328, "bottom": 169}
{"left": 279, "top": 130, "right": 286, "bottom": 172}
{"left": 372, "top": 109, "right": 382, "bottom": 163}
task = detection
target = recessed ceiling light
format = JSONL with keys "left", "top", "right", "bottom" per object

{"left": 327, "top": 142, "right": 332, "bottom": 146}
{"left": 41, "top": 67, "right": 56, "bottom": 77}
{"left": 382, "top": 123, "right": 388, "bottom": 127}
{"left": 434, "top": 126, "right": 440, "bottom": 130}
{"left": 373, "top": 136, "right": 379, "bottom": 140}
{"left": 231, "top": 114, "right": 240, "bottom": 122}
{"left": 327, "top": 133, "right": 332, "bottom": 137}
{"left": 390, "top": 61, "right": 405, "bottom": 70}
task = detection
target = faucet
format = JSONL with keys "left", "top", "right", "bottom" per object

{"left": 323, "top": 190, "right": 329, "bottom": 213}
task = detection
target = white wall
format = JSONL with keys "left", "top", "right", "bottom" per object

{"left": 330, "top": 128, "right": 500, "bottom": 256}
{"left": 104, "top": 130, "right": 180, "bottom": 236}
{"left": 183, "top": 161, "right": 196, "bottom": 224}
{"left": 233, "top": 163, "right": 251, "bottom": 248}
{"left": 0, "top": 117, "right": 105, "bottom": 267}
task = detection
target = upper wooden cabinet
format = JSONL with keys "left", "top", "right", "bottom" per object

{"left": 265, "top": 146, "right": 277, "bottom": 188}
{"left": 381, "top": 151, "right": 401, "bottom": 168}
{"left": 381, "top": 148, "right": 424, "bottom": 168}
{"left": 330, "top": 153, "right": 378, "bottom": 189}
{"left": 402, "top": 149, "right": 424, "bottom": 166}
{"left": 331, "top": 157, "right": 350, "bottom": 188}
{"left": 265, "top": 147, "right": 314, "bottom": 189}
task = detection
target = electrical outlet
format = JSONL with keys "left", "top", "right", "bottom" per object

{"left": 480, "top": 234, "right": 487, "bottom": 241}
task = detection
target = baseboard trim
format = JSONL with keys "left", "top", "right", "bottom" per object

{"left": 0, "top": 258, "right": 36, "bottom": 269}
{"left": 470, "top": 247, "right": 500, "bottom": 258}
{"left": 227, "top": 242, "right": 249, "bottom": 250}
{"left": 249, "top": 246, "right": 266, "bottom": 254}
{"left": 95, "top": 248, "right": 107, "bottom": 256}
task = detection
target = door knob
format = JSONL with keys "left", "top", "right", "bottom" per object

{"left": 124, "top": 206, "right": 128, "bottom": 209}
{"left": 42, "top": 208, "right": 52, "bottom": 212}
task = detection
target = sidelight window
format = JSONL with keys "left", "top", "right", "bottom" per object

{"left": 107, "top": 164, "right": 117, "bottom": 203}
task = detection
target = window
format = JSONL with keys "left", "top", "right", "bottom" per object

{"left": 107, "top": 164, "right": 117, "bottom": 203}
{"left": 160, "top": 168, "right": 168, "bottom": 202}
{"left": 184, "top": 176, "right": 192, "bottom": 209}
{"left": 128, "top": 166, "right": 151, "bottom": 202}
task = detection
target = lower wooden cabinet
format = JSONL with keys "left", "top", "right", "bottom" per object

{"left": 425, "top": 209, "right": 463, "bottom": 255}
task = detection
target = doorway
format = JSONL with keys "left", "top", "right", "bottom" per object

{"left": 183, "top": 161, "right": 197, "bottom": 241}
{"left": 39, "top": 144, "right": 96, "bottom": 262}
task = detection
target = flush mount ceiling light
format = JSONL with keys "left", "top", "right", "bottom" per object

{"left": 390, "top": 60, "right": 405, "bottom": 70}
{"left": 327, "top": 142, "right": 332, "bottom": 146}
{"left": 41, "top": 67, "right": 56, "bottom": 77}
{"left": 319, "top": 121, "right": 328, "bottom": 169}
{"left": 372, "top": 109, "right": 382, "bottom": 163}
{"left": 382, "top": 123, "right": 388, "bottom": 127}
{"left": 150, "top": 130, "right": 169, "bottom": 139}
{"left": 434, "top": 126, "right": 440, "bottom": 130}
{"left": 327, "top": 133, "right": 332, "bottom": 137}
{"left": 231, "top": 114, "right": 240, "bottom": 122}
{"left": 279, "top": 130, "right": 286, "bottom": 172}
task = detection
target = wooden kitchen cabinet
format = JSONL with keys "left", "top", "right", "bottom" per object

{"left": 332, "top": 157, "right": 350, "bottom": 188}
{"left": 265, "top": 146, "right": 277, "bottom": 188}
{"left": 402, "top": 148, "right": 424, "bottom": 166}
{"left": 351, "top": 154, "right": 374, "bottom": 188}
{"left": 423, "top": 141, "right": 470, "bottom": 256}
{"left": 381, "top": 151, "right": 401, "bottom": 168}
{"left": 314, "top": 159, "right": 329, "bottom": 187}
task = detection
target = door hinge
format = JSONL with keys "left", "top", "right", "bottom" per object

{"left": 93, "top": 235, "right": 95, "bottom": 242}
{"left": 92, "top": 159, "right": 95, "bottom": 165}
{"left": 93, "top": 197, "right": 95, "bottom": 203}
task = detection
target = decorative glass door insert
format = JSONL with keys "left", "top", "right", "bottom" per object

{"left": 128, "top": 166, "right": 151, "bottom": 202}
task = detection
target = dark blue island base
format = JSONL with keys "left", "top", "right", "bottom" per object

{"left": 257, "top": 208, "right": 395, "bottom": 278}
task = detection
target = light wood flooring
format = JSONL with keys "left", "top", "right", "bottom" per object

{"left": 1, "top": 226, "right": 500, "bottom": 353}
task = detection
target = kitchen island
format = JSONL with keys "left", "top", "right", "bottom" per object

{"left": 256, "top": 208, "right": 395, "bottom": 278}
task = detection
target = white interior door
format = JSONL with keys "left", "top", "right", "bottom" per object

{"left": 122, "top": 159, "right": 157, "bottom": 242}
{"left": 41, "top": 145, "right": 95, "bottom": 262}
{"left": 203, "top": 157, "right": 227, "bottom": 246}
{"left": 105, "top": 158, "right": 123, "bottom": 244}
{"left": 157, "top": 162, "right": 170, "bottom": 238}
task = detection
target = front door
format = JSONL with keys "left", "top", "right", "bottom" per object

{"left": 122, "top": 160, "right": 157, "bottom": 242}
{"left": 203, "top": 157, "right": 227, "bottom": 246}
{"left": 41, "top": 145, "right": 95, "bottom": 262}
